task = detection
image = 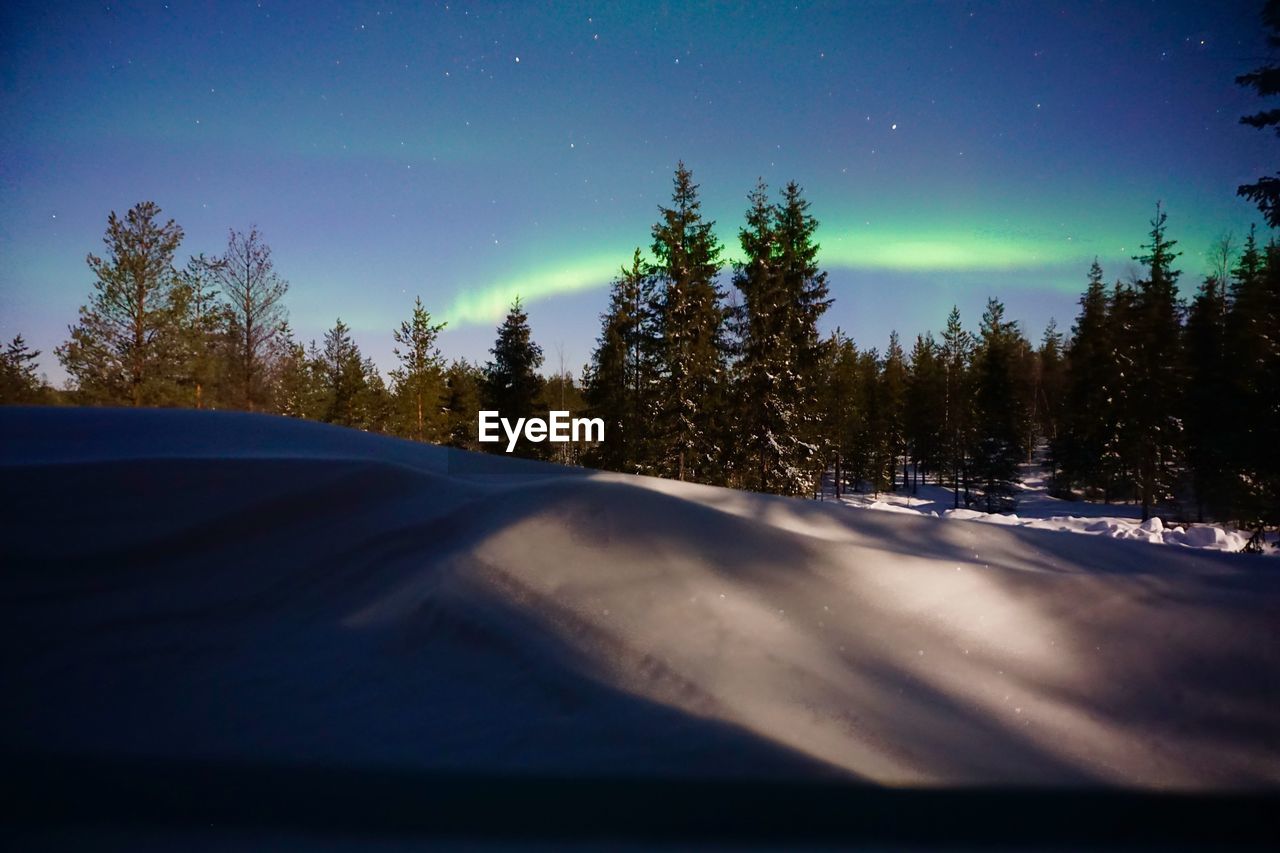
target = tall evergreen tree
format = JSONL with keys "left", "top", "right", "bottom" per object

{"left": 904, "top": 332, "right": 945, "bottom": 489}
{"left": 57, "top": 201, "right": 186, "bottom": 406}
{"left": 217, "top": 226, "right": 289, "bottom": 411}
{"left": 584, "top": 250, "right": 660, "bottom": 473}
{"left": 0, "top": 336, "right": 48, "bottom": 404}
{"left": 389, "top": 296, "right": 447, "bottom": 442}
{"left": 316, "top": 319, "right": 371, "bottom": 428}
{"left": 1129, "top": 204, "right": 1185, "bottom": 520}
{"left": 1057, "top": 260, "right": 1114, "bottom": 496}
{"left": 817, "top": 329, "right": 860, "bottom": 497}
{"left": 443, "top": 359, "right": 485, "bottom": 451}
{"left": 650, "top": 162, "right": 727, "bottom": 482}
{"left": 1033, "top": 319, "right": 1066, "bottom": 469}
{"left": 482, "top": 298, "right": 546, "bottom": 458}
{"left": 732, "top": 181, "right": 830, "bottom": 494}
{"left": 880, "top": 331, "right": 908, "bottom": 490}
{"left": 173, "top": 253, "right": 228, "bottom": 410}
{"left": 1183, "top": 269, "right": 1232, "bottom": 521}
{"left": 940, "top": 306, "right": 974, "bottom": 507}
{"left": 970, "top": 298, "right": 1028, "bottom": 512}
{"left": 1225, "top": 229, "right": 1280, "bottom": 547}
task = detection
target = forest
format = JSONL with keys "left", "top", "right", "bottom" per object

{"left": 2, "top": 158, "right": 1278, "bottom": 550}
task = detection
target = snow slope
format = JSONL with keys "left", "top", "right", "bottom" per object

{"left": 2, "top": 407, "right": 1278, "bottom": 790}
{"left": 837, "top": 465, "right": 1273, "bottom": 554}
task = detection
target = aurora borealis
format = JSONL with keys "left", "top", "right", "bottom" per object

{"left": 1, "top": 1, "right": 1274, "bottom": 381}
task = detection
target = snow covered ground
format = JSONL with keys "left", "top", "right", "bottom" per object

{"left": 835, "top": 463, "right": 1274, "bottom": 555}
{"left": 2, "top": 407, "right": 1278, "bottom": 793}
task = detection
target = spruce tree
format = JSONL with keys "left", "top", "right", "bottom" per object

{"left": 650, "top": 162, "right": 727, "bottom": 483}
{"left": 482, "top": 298, "right": 546, "bottom": 458}
{"left": 57, "top": 201, "right": 186, "bottom": 406}
{"left": 1225, "top": 229, "right": 1280, "bottom": 547}
{"left": 217, "top": 227, "right": 289, "bottom": 411}
{"left": 817, "top": 329, "right": 860, "bottom": 497}
{"left": 317, "top": 318, "right": 370, "bottom": 428}
{"left": 585, "top": 250, "right": 660, "bottom": 473}
{"left": 905, "top": 332, "right": 945, "bottom": 489}
{"left": 173, "top": 253, "right": 228, "bottom": 410}
{"left": 390, "top": 296, "right": 447, "bottom": 442}
{"left": 443, "top": 359, "right": 485, "bottom": 451}
{"left": 1130, "top": 203, "right": 1185, "bottom": 520}
{"left": 1057, "top": 260, "right": 1113, "bottom": 496}
{"left": 1183, "top": 270, "right": 1231, "bottom": 521}
{"left": 940, "top": 306, "right": 974, "bottom": 507}
{"left": 1034, "top": 320, "right": 1066, "bottom": 474}
{"left": 971, "top": 298, "right": 1027, "bottom": 513}
{"left": 0, "top": 336, "right": 48, "bottom": 404}
{"left": 880, "top": 331, "right": 908, "bottom": 490}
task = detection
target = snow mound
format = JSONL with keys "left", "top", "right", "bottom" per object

{"left": 3, "top": 407, "right": 1278, "bottom": 790}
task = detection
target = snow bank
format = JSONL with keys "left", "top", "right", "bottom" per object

{"left": 3, "top": 407, "right": 1278, "bottom": 790}
{"left": 840, "top": 482, "right": 1269, "bottom": 555}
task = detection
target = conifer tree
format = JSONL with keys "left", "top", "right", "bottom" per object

{"left": 443, "top": 359, "right": 484, "bottom": 450}
{"left": 1033, "top": 320, "right": 1066, "bottom": 470}
{"left": 0, "top": 336, "right": 48, "bottom": 404}
{"left": 940, "top": 306, "right": 974, "bottom": 507}
{"left": 173, "top": 253, "right": 228, "bottom": 410}
{"left": 389, "top": 296, "right": 447, "bottom": 442}
{"left": 1130, "top": 203, "right": 1185, "bottom": 520}
{"left": 317, "top": 318, "right": 370, "bottom": 428}
{"left": 971, "top": 298, "right": 1027, "bottom": 512}
{"left": 1184, "top": 270, "right": 1232, "bottom": 521}
{"left": 1057, "top": 260, "right": 1113, "bottom": 496}
{"left": 57, "top": 202, "right": 186, "bottom": 406}
{"left": 1102, "top": 278, "right": 1141, "bottom": 503}
{"left": 817, "top": 329, "right": 860, "bottom": 497}
{"left": 651, "top": 162, "right": 726, "bottom": 482}
{"left": 585, "top": 250, "right": 660, "bottom": 473}
{"left": 482, "top": 297, "right": 545, "bottom": 458}
{"left": 880, "top": 331, "right": 908, "bottom": 490}
{"left": 1225, "top": 229, "right": 1280, "bottom": 547}
{"left": 217, "top": 226, "right": 289, "bottom": 411}
{"left": 905, "top": 332, "right": 945, "bottom": 489}
{"left": 273, "top": 325, "right": 326, "bottom": 420}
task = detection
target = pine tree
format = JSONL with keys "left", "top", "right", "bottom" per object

{"left": 904, "top": 332, "right": 945, "bottom": 489}
{"left": 1103, "top": 278, "right": 1141, "bottom": 503}
{"left": 971, "top": 298, "right": 1028, "bottom": 513}
{"left": 0, "top": 336, "right": 48, "bottom": 404}
{"left": 651, "top": 162, "right": 727, "bottom": 483}
{"left": 273, "top": 325, "right": 326, "bottom": 420}
{"left": 173, "top": 253, "right": 228, "bottom": 410}
{"left": 1225, "top": 229, "right": 1280, "bottom": 547}
{"left": 316, "top": 318, "right": 370, "bottom": 428}
{"left": 1183, "top": 269, "right": 1231, "bottom": 521}
{"left": 940, "top": 306, "right": 974, "bottom": 507}
{"left": 1130, "top": 203, "right": 1185, "bottom": 520}
{"left": 443, "top": 359, "right": 484, "bottom": 450}
{"left": 584, "top": 250, "right": 660, "bottom": 473}
{"left": 389, "top": 297, "right": 447, "bottom": 442}
{"left": 1057, "top": 260, "right": 1114, "bottom": 496}
{"left": 57, "top": 202, "right": 186, "bottom": 406}
{"left": 482, "top": 297, "right": 545, "bottom": 458}
{"left": 817, "top": 329, "right": 860, "bottom": 497}
{"left": 1033, "top": 320, "right": 1066, "bottom": 473}
{"left": 880, "top": 331, "right": 908, "bottom": 490}
{"left": 217, "top": 227, "right": 289, "bottom": 411}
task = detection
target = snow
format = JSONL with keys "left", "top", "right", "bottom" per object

{"left": 835, "top": 464, "right": 1273, "bottom": 555}
{"left": 2, "top": 407, "right": 1278, "bottom": 791}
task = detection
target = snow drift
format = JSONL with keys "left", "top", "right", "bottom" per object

{"left": 2, "top": 407, "right": 1278, "bottom": 790}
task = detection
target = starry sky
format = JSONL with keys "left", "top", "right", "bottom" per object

{"left": 0, "top": 1, "right": 1273, "bottom": 383}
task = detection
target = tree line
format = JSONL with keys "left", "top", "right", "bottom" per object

{"left": 2, "top": 165, "right": 1278, "bottom": 547}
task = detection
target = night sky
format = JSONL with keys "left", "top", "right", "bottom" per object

{"left": 1, "top": 1, "right": 1273, "bottom": 383}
